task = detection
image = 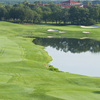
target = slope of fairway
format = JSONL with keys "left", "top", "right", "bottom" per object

{"left": 0, "top": 21, "right": 100, "bottom": 100}
{"left": 0, "top": 36, "right": 24, "bottom": 62}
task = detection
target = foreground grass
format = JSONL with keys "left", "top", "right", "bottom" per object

{"left": 0, "top": 21, "right": 100, "bottom": 100}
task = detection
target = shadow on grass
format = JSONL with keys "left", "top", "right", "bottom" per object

{"left": 93, "top": 91, "right": 100, "bottom": 94}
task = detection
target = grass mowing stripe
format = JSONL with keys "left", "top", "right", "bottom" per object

{"left": 0, "top": 36, "right": 24, "bottom": 63}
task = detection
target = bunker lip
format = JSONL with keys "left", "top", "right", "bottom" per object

{"left": 83, "top": 31, "right": 90, "bottom": 33}
{"left": 81, "top": 26, "right": 99, "bottom": 28}
{"left": 80, "top": 37, "right": 89, "bottom": 39}
{"left": 59, "top": 31, "right": 68, "bottom": 33}
{"left": 47, "top": 29, "right": 58, "bottom": 31}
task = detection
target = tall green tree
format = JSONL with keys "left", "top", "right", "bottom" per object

{"left": 33, "top": 11, "right": 42, "bottom": 24}
{"left": 89, "top": 6, "right": 100, "bottom": 22}
{"left": 51, "top": 5, "right": 62, "bottom": 24}
{"left": 0, "top": 7, "right": 7, "bottom": 20}
{"left": 61, "top": 8, "right": 69, "bottom": 24}
{"left": 69, "top": 6, "right": 81, "bottom": 25}
{"left": 79, "top": 8, "right": 89, "bottom": 25}
{"left": 41, "top": 6, "right": 51, "bottom": 23}
{"left": 9, "top": 7, "right": 26, "bottom": 22}
{"left": 25, "top": 8, "right": 34, "bottom": 23}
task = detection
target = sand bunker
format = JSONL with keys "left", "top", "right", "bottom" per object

{"left": 48, "top": 29, "right": 58, "bottom": 31}
{"left": 83, "top": 31, "right": 90, "bottom": 33}
{"left": 59, "top": 31, "right": 68, "bottom": 33}
{"left": 48, "top": 36, "right": 54, "bottom": 38}
{"left": 47, "top": 36, "right": 58, "bottom": 38}
{"left": 81, "top": 26, "right": 99, "bottom": 28}
{"left": 80, "top": 37, "right": 89, "bottom": 39}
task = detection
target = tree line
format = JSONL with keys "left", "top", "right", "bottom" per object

{"left": 0, "top": 2, "right": 100, "bottom": 25}
{"left": 0, "top": 0, "right": 62, "bottom": 4}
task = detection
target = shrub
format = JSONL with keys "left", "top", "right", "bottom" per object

{"left": 48, "top": 65, "right": 60, "bottom": 72}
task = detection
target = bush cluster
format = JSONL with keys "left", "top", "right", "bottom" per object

{"left": 48, "top": 65, "right": 60, "bottom": 72}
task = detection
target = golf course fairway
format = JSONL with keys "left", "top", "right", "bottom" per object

{"left": 0, "top": 21, "right": 100, "bottom": 100}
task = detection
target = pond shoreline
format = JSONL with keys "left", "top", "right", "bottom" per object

{"left": 33, "top": 37, "right": 100, "bottom": 77}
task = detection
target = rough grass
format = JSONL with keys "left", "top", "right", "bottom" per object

{"left": 0, "top": 21, "right": 100, "bottom": 100}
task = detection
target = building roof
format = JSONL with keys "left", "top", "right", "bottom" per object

{"left": 61, "top": 0, "right": 80, "bottom": 4}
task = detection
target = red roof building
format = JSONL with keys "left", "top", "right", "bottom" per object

{"left": 60, "top": 0, "right": 83, "bottom": 8}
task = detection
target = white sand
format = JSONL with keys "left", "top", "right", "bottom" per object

{"left": 59, "top": 31, "right": 68, "bottom": 33}
{"left": 80, "top": 37, "right": 89, "bottom": 39}
{"left": 47, "top": 29, "right": 58, "bottom": 31}
{"left": 83, "top": 31, "right": 90, "bottom": 33}
{"left": 81, "top": 26, "right": 99, "bottom": 28}
{"left": 48, "top": 36, "right": 54, "bottom": 38}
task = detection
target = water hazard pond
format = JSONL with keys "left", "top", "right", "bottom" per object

{"left": 33, "top": 37, "right": 100, "bottom": 77}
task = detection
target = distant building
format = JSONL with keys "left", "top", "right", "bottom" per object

{"left": 60, "top": 0, "right": 83, "bottom": 8}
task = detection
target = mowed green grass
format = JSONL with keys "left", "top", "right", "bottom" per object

{"left": 0, "top": 21, "right": 100, "bottom": 100}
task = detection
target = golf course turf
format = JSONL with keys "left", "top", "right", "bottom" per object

{"left": 0, "top": 21, "right": 100, "bottom": 100}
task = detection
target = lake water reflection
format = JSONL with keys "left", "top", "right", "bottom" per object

{"left": 33, "top": 38, "right": 100, "bottom": 77}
